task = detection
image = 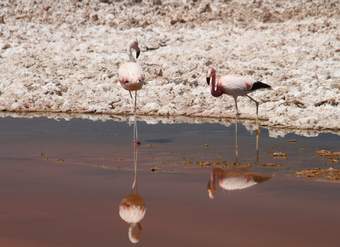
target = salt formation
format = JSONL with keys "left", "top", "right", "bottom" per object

{"left": 0, "top": 0, "right": 339, "bottom": 130}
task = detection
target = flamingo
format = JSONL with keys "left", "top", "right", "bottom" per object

{"left": 206, "top": 67, "right": 271, "bottom": 119}
{"left": 118, "top": 40, "right": 144, "bottom": 143}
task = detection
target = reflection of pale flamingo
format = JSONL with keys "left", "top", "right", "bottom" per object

{"left": 118, "top": 40, "right": 144, "bottom": 143}
{"left": 206, "top": 67, "right": 271, "bottom": 119}
{"left": 207, "top": 117, "right": 269, "bottom": 199}
{"left": 118, "top": 118, "right": 146, "bottom": 244}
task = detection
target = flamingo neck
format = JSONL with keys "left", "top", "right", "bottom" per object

{"left": 210, "top": 170, "right": 218, "bottom": 190}
{"left": 210, "top": 73, "right": 222, "bottom": 97}
{"left": 129, "top": 47, "right": 136, "bottom": 62}
{"left": 211, "top": 73, "right": 217, "bottom": 91}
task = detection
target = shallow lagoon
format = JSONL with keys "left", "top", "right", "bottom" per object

{"left": 0, "top": 116, "right": 339, "bottom": 246}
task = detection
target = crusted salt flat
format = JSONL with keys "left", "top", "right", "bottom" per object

{"left": 0, "top": 0, "right": 339, "bottom": 131}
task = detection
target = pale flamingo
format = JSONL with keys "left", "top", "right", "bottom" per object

{"left": 118, "top": 40, "right": 144, "bottom": 143}
{"left": 206, "top": 67, "right": 271, "bottom": 119}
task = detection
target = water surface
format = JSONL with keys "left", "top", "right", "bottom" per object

{"left": 0, "top": 117, "right": 339, "bottom": 246}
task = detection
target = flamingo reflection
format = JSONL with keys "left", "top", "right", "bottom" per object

{"left": 118, "top": 117, "right": 146, "bottom": 244}
{"left": 208, "top": 117, "right": 271, "bottom": 199}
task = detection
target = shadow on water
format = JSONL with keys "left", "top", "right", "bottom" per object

{"left": 144, "top": 138, "right": 173, "bottom": 144}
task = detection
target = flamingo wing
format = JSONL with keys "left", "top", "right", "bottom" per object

{"left": 219, "top": 75, "right": 254, "bottom": 92}
{"left": 219, "top": 176, "right": 257, "bottom": 191}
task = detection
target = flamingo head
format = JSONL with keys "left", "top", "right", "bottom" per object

{"left": 206, "top": 67, "right": 216, "bottom": 85}
{"left": 129, "top": 40, "right": 140, "bottom": 59}
{"left": 128, "top": 223, "right": 143, "bottom": 244}
{"left": 207, "top": 177, "right": 216, "bottom": 199}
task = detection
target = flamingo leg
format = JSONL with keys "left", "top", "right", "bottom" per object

{"left": 255, "top": 122, "right": 260, "bottom": 165}
{"left": 129, "top": 90, "right": 133, "bottom": 99}
{"left": 134, "top": 90, "right": 137, "bottom": 115}
{"left": 132, "top": 91, "right": 139, "bottom": 190}
{"left": 246, "top": 95, "right": 261, "bottom": 165}
{"left": 133, "top": 91, "right": 139, "bottom": 144}
{"left": 233, "top": 96, "right": 240, "bottom": 116}
{"left": 247, "top": 95, "right": 259, "bottom": 119}
{"left": 234, "top": 115, "right": 239, "bottom": 165}
{"left": 132, "top": 120, "right": 138, "bottom": 191}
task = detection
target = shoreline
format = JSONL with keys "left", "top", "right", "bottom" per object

{"left": 1, "top": 110, "right": 339, "bottom": 138}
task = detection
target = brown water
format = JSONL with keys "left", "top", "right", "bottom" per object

{"left": 0, "top": 117, "right": 339, "bottom": 246}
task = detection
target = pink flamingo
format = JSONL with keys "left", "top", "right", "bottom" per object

{"left": 118, "top": 40, "right": 145, "bottom": 143}
{"left": 206, "top": 67, "right": 271, "bottom": 119}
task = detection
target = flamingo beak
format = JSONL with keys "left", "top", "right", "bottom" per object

{"left": 136, "top": 49, "right": 140, "bottom": 59}
{"left": 206, "top": 77, "right": 210, "bottom": 85}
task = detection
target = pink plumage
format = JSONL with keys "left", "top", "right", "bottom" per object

{"left": 118, "top": 62, "right": 144, "bottom": 91}
{"left": 118, "top": 41, "right": 144, "bottom": 92}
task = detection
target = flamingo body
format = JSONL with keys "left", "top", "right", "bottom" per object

{"left": 218, "top": 75, "right": 253, "bottom": 97}
{"left": 208, "top": 168, "right": 271, "bottom": 199}
{"left": 218, "top": 176, "right": 257, "bottom": 191}
{"left": 118, "top": 62, "right": 144, "bottom": 91}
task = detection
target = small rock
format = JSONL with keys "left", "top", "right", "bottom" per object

{"left": 151, "top": 167, "right": 159, "bottom": 172}
{"left": 316, "top": 149, "right": 340, "bottom": 158}
{"left": 152, "top": 0, "right": 162, "bottom": 5}
{"left": 56, "top": 158, "right": 64, "bottom": 163}
{"left": 199, "top": 3, "right": 212, "bottom": 13}
{"left": 261, "top": 163, "right": 282, "bottom": 168}
{"left": 92, "top": 14, "right": 99, "bottom": 22}
{"left": 157, "top": 69, "right": 163, "bottom": 77}
{"left": 43, "top": 5, "right": 51, "bottom": 11}
{"left": 2, "top": 43, "right": 11, "bottom": 50}
{"left": 314, "top": 98, "right": 338, "bottom": 107}
{"left": 296, "top": 167, "right": 340, "bottom": 181}
{"left": 170, "top": 19, "right": 177, "bottom": 25}
{"left": 272, "top": 152, "right": 288, "bottom": 158}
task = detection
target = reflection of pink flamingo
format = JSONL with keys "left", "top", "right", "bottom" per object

{"left": 118, "top": 121, "right": 146, "bottom": 244}
{"left": 207, "top": 168, "right": 271, "bottom": 199}
{"left": 118, "top": 40, "right": 144, "bottom": 143}
{"left": 206, "top": 67, "right": 271, "bottom": 118}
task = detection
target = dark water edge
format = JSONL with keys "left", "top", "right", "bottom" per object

{"left": 0, "top": 117, "right": 339, "bottom": 246}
